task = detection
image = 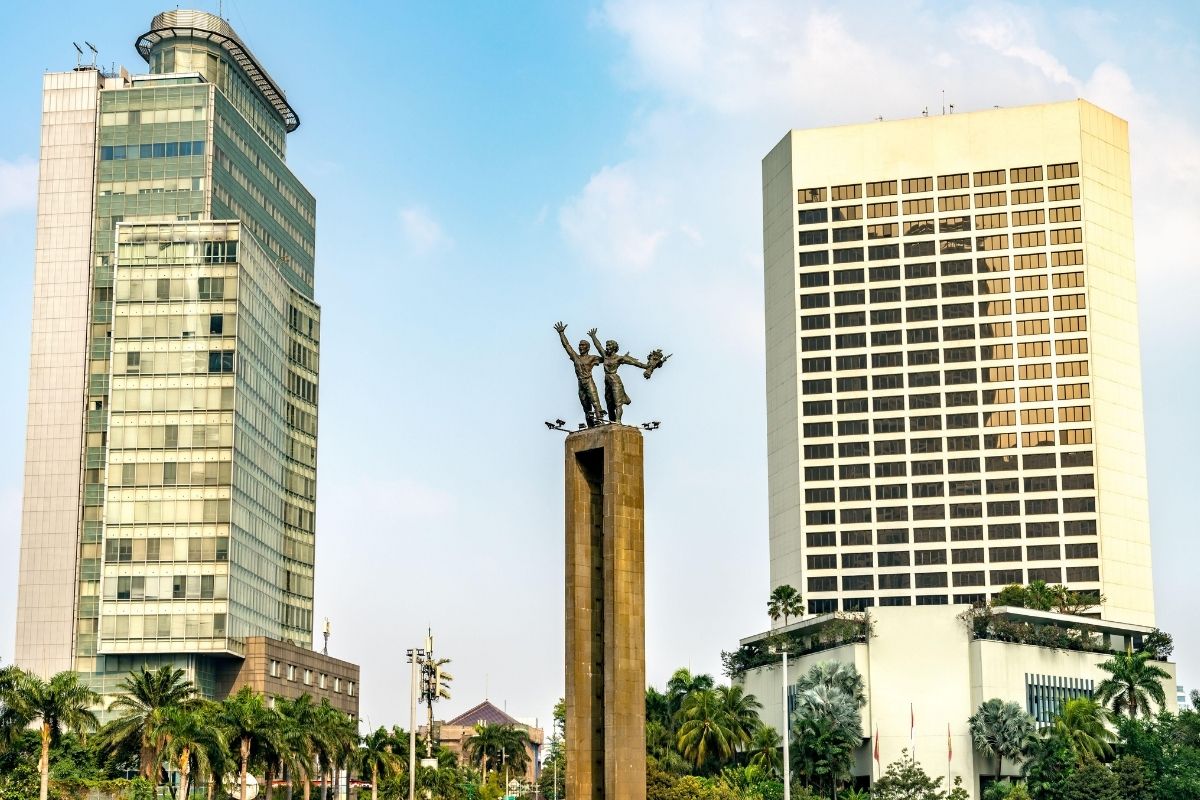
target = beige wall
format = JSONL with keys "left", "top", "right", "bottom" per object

{"left": 737, "top": 605, "right": 1175, "bottom": 799}
{"left": 15, "top": 70, "right": 101, "bottom": 677}
{"left": 218, "top": 636, "right": 360, "bottom": 717}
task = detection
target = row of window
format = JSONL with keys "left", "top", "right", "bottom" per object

{"left": 799, "top": 291, "right": 1087, "bottom": 316}
{"left": 802, "top": 451, "right": 1094, "bottom": 480}
{"left": 801, "top": 369, "right": 1092, "bottom": 393}
{"left": 100, "top": 140, "right": 207, "bottom": 161}
{"left": 807, "top": 542, "right": 1097, "bottom": 571}
{"left": 801, "top": 229, "right": 1083, "bottom": 254}
{"left": 804, "top": 474, "right": 1093, "bottom": 502}
{"left": 102, "top": 535, "right": 228, "bottom": 562}
{"left": 801, "top": 274, "right": 1085, "bottom": 301}
{"left": 98, "top": 612, "right": 226, "bottom": 639}
{"left": 804, "top": 520, "right": 1095, "bottom": 546}
{"left": 810, "top": 566, "right": 1099, "bottom": 593}
{"left": 103, "top": 573, "right": 228, "bottom": 600}
{"left": 800, "top": 208, "right": 1083, "bottom": 240}
{"left": 799, "top": 254, "right": 1082, "bottom": 287}
{"left": 808, "top": 581, "right": 1094, "bottom": 612}
{"left": 804, "top": 408, "right": 1092, "bottom": 435}
{"left": 803, "top": 389, "right": 1089, "bottom": 417}
{"left": 804, "top": 497, "right": 1095, "bottom": 524}
{"left": 797, "top": 164, "right": 1080, "bottom": 205}
{"left": 268, "top": 660, "right": 355, "bottom": 696}
{"left": 798, "top": 185, "right": 1081, "bottom": 221}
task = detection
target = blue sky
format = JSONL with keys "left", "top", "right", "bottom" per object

{"left": 0, "top": 1, "right": 1198, "bottom": 732}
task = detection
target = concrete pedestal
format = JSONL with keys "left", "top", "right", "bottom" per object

{"left": 565, "top": 424, "right": 646, "bottom": 800}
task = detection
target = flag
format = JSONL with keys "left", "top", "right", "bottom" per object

{"left": 873, "top": 724, "right": 880, "bottom": 765}
{"left": 910, "top": 703, "right": 916, "bottom": 757}
{"left": 947, "top": 723, "right": 953, "bottom": 761}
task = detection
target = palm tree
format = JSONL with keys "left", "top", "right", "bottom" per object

{"left": 357, "top": 727, "right": 402, "bottom": 800}
{"left": 676, "top": 688, "right": 736, "bottom": 771}
{"left": 277, "top": 694, "right": 322, "bottom": 800}
{"left": 715, "top": 684, "right": 762, "bottom": 751}
{"left": 160, "top": 705, "right": 228, "bottom": 800}
{"left": 968, "top": 698, "right": 1036, "bottom": 779}
{"left": 1095, "top": 651, "right": 1171, "bottom": 719}
{"left": 314, "top": 701, "right": 356, "bottom": 800}
{"left": 768, "top": 585, "right": 805, "bottom": 627}
{"left": 665, "top": 668, "right": 715, "bottom": 723}
{"left": 747, "top": 725, "right": 782, "bottom": 777}
{"left": 791, "top": 684, "right": 860, "bottom": 797}
{"left": 0, "top": 670, "right": 100, "bottom": 800}
{"left": 100, "top": 665, "right": 199, "bottom": 781}
{"left": 219, "top": 686, "right": 282, "bottom": 800}
{"left": 796, "top": 661, "right": 866, "bottom": 708}
{"left": 1050, "top": 697, "right": 1115, "bottom": 762}
{"left": 645, "top": 686, "right": 671, "bottom": 729}
{"left": 464, "top": 723, "right": 530, "bottom": 777}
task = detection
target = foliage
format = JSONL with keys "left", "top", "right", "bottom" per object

{"left": 721, "top": 613, "right": 874, "bottom": 678}
{"left": 983, "top": 782, "right": 1031, "bottom": 800}
{"left": 98, "top": 665, "right": 199, "bottom": 781}
{"left": 462, "top": 722, "right": 530, "bottom": 776}
{"left": 767, "top": 585, "right": 804, "bottom": 628}
{"left": 790, "top": 681, "right": 859, "bottom": 795}
{"left": 1095, "top": 650, "right": 1171, "bottom": 719}
{"left": 1060, "top": 761, "right": 1119, "bottom": 800}
{"left": 1142, "top": 628, "right": 1174, "bottom": 660}
{"left": 1048, "top": 697, "right": 1113, "bottom": 762}
{"left": 0, "top": 669, "right": 100, "bottom": 800}
{"left": 968, "top": 699, "right": 1036, "bottom": 779}
{"left": 871, "top": 750, "right": 948, "bottom": 800}
{"left": 957, "top": 605, "right": 1110, "bottom": 654}
{"left": 988, "top": 581, "right": 1103, "bottom": 616}
{"left": 677, "top": 688, "right": 737, "bottom": 772}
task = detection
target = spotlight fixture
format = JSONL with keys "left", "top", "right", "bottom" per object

{"left": 641, "top": 421, "right": 661, "bottom": 431}
{"left": 544, "top": 420, "right": 569, "bottom": 432}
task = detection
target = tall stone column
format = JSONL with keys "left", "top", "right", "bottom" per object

{"left": 565, "top": 424, "right": 646, "bottom": 800}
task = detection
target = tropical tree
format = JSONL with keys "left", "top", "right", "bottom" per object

{"left": 277, "top": 694, "right": 322, "bottom": 800}
{"left": 1050, "top": 698, "right": 1115, "bottom": 763}
{"left": 873, "top": 749, "right": 949, "bottom": 800}
{"left": 768, "top": 585, "right": 805, "bottom": 627}
{"left": 968, "top": 699, "right": 1036, "bottom": 779}
{"left": 100, "top": 665, "right": 199, "bottom": 781}
{"left": 790, "top": 684, "right": 860, "bottom": 796}
{"left": 747, "top": 725, "right": 782, "bottom": 777}
{"left": 314, "top": 701, "right": 357, "bottom": 800}
{"left": 219, "top": 686, "right": 282, "bottom": 800}
{"left": 0, "top": 670, "right": 100, "bottom": 800}
{"left": 676, "top": 688, "right": 736, "bottom": 772}
{"left": 715, "top": 684, "right": 762, "bottom": 752}
{"left": 463, "top": 723, "right": 530, "bottom": 777}
{"left": 357, "top": 727, "right": 402, "bottom": 800}
{"left": 796, "top": 661, "right": 866, "bottom": 708}
{"left": 666, "top": 668, "right": 716, "bottom": 723}
{"left": 1095, "top": 651, "right": 1170, "bottom": 719}
{"left": 646, "top": 686, "right": 672, "bottom": 729}
{"left": 159, "top": 704, "right": 228, "bottom": 800}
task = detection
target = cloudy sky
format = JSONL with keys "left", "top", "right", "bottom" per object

{"left": 0, "top": 0, "right": 1197, "bottom": 731}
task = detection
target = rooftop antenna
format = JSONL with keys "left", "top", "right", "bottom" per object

{"left": 85, "top": 41, "right": 98, "bottom": 67}
{"left": 322, "top": 617, "right": 331, "bottom": 656}
{"left": 942, "top": 89, "right": 946, "bottom": 115}
{"left": 72, "top": 42, "right": 83, "bottom": 68}
{"left": 949, "top": 103, "right": 955, "bottom": 114}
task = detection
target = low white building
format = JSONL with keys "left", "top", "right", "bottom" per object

{"left": 732, "top": 604, "right": 1174, "bottom": 798}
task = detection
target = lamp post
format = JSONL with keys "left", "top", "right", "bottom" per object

{"left": 770, "top": 644, "right": 790, "bottom": 800}
{"left": 406, "top": 647, "right": 426, "bottom": 800}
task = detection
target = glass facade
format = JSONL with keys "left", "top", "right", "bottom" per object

{"left": 16, "top": 11, "right": 320, "bottom": 702}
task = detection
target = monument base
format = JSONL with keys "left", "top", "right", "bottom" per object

{"left": 565, "top": 424, "right": 647, "bottom": 800}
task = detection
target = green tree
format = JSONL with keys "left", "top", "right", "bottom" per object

{"left": 967, "top": 699, "right": 1035, "bottom": 779}
{"left": 1060, "top": 761, "right": 1119, "bottom": 800}
{"left": 715, "top": 685, "right": 762, "bottom": 752}
{"left": 768, "top": 585, "right": 804, "bottom": 628}
{"left": 357, "top": 727, "right": 402, "bottom": 800}
{"left": 647, "top": 687, "right": 672, "bottom": 729}
{"left": 0, "top": 670, "right": 100, "bottom": 800}
{"left": 872, "top": 749, "right": 946, "bottom": 800}
{"left": 463, "top": 723, "right": 529, "bottom": 777}
{"left": 1049, "top": 698, "right": 1114, "bottom": 762}
{"left": 218, "top": 686, "right": 282, "bottom": 800}
{"left": 747, "top": 726, "right": 782, "bottom": 778}
{"left": 795, "top": 661, "right": 865, "bottom": 709}
{"left": 666, "top": 669, "right": 716, "bottom": 723}
{"left": 1095, "top": 651, "right": 1170, "bottom": 719}
{"left": 676, "top": 688, "right": 736, "bottom": 772}
{"left": 276, "top": 694, "right": 322, "bottom": 800}
{"left": 99, "top": 665, "right": 199, "bottom": 781}
{"left": 790, "top": 684, "right": 859, "bottom": 797}
{"left": 159, "top": 705, "right": 228, "bottom": 800}
{"left": 1109, "top": 755, "right": 1152, "bottom": 800}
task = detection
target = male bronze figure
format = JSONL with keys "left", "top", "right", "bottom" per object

{"left": 555, "top": 321, "right": 605, "bottom": 426}
{"left": 588, "top": 329, "right": 670, "bottom": 424}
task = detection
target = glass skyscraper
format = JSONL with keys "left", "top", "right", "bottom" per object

{"left": 15, "top": 10, "right": 321, "bottom": 701}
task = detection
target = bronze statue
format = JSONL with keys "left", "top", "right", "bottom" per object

{"left": 555, "top": 322, "right": 606, "bottom": 426}
{"left": 588, "top": 328, "right": 670, "bottom": 424}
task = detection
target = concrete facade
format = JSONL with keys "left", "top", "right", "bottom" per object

{"left": 763, "top": 100, "right": 1153, "bottom": 625}
{"left": 735, "top": 605, "right": 1175, "bottom": 799}
{"left": 565, "top": 424, "right": 646, "bottom": 800}
{"left": 217, "top": 636, "right": 359, "bottom": 717}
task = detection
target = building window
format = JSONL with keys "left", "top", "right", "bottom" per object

{"left": 319, "top": 674, "right": 327, "bottom": 689}
{"left": 335, "top": 678, "right": 342, "bottom": 693}
{"left": 304, "top": 669, "right": 312, "bottom": 686}
{"left": 348, "top": 682, "right": 355, "bottom": 697}
{"left": 270, "top": 660, "right": 279, "bottom": 678}
{"left": 287, "top": 665, "right": 296, "bottom": 681}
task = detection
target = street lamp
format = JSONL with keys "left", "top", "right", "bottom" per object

{"left": 769, "top": 643, "right": 790, "bottom": 800}
{"left": 406, "top": 647, "right": 426, "bottom": 800}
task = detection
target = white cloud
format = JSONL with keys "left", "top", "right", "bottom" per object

{"left": 397, "top": 206, "right": 451, "bottom": 255}
{"left": 0, "top": 158, "right": 37, "bottom": 216}
{"left": 558, "top": 162, "right": 669, "bottom": 271}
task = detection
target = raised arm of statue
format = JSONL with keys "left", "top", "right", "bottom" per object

{"left": 554, "top": 321, "right": 577, "bottom": 359}
{"left": 588, "top": 328, "right": 604, "bottom": 355}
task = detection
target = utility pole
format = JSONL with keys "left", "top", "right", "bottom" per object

{"left": 770, "top": 644, "right": 790, "bottom": 800}
{"left": 406, "top": 646, "right": 425, "bottom": 800}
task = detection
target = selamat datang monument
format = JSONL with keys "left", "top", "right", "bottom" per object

{"left": 555, "top": 322, "right": 668, "bottom": 800}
